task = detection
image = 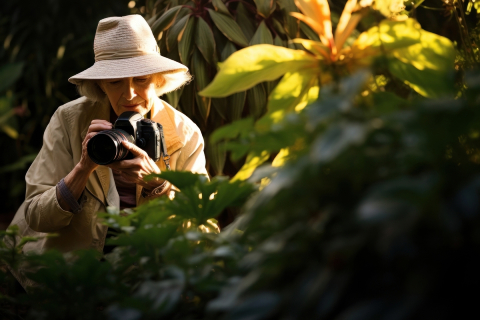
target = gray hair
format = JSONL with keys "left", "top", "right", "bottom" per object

{"left": 76, "top": 71, "right": 192, "bottom": 102}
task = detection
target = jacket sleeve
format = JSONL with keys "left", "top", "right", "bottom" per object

{"left": 24, "top": 108, "right": 77, "bottom": 232}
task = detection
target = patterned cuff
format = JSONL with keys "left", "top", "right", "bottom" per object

{"left": 56, "top": 178, "right": 84, "bottom": 214}
{"left": 141, "top": 180, "right": 168, "bottom": 199}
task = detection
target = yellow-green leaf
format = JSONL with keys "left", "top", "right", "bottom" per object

{"left": 208, "top": 9, "right": 249, "bottom": 47}
{"left": 392, "top": 28, "right": 455, "bottom": 72}
{"left": 0, "top": 123, "right": 18, "bottom": 139}
{"left": 387, "top": 24, "right": 455, "bottom": 97}
{"left": 256, "top": 69, "right": 318, "bottom": 131}
{"left": 351, "top": 18, "right": 422, "bottom": 59}
{"left": 179, "top": 17, "right": 195, "bottom": 64}
{"left": 231, "top": 150, "right": 270, "bottom": 181}
{"left": 249, "top": 21, "right": 273, "bottom": 45}
{"left": 292, "top": 38, "right": 328, "bottom": 59}
{"left": 195, "top": 17, "right": 216, "bottom": 66}
{"left": 272, "top": 148, "right": 290, "bottom": 167}
{"left": 200, "top": 44, "right": 318, "bottom": 97}
{"left": 254, "top": 0, "right": 276, "bottom": 18}
{"left": 388, "top": 58, "right": 454, "bottom": 98}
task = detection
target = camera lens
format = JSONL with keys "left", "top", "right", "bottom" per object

{"left": 87, "top": 129, "right": 134, "bottom": 165}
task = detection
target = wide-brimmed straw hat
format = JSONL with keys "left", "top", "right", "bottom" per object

{"left": 69, "top": 15, "right": 188, "bottom": 89}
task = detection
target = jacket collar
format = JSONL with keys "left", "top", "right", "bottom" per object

{"left": 81, "top": 97, "right": 184, "bottom": 206}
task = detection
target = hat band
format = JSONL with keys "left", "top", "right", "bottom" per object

{"left": 95, "top": 45, "right": 161, "bottom": 62}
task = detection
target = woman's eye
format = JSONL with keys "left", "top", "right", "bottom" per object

{"left": 108, "top": 81, "right": 120, "bottom": 85}
{"left": 136, "top": 78, "right": 148, "bottom": 83}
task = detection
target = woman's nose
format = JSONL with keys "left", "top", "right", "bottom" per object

{"left": 123, "top": 81, "right": 136, "bottom": 100}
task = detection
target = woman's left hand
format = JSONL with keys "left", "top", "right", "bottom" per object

{"left": 106, "top": 140, "right": 165, "bottom": 190}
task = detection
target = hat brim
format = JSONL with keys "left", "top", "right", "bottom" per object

{"left": 68, "top": 54, "right": 188, "bottom": 85}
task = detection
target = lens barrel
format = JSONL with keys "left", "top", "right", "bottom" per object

{"left": 87, "top": 129, "right": 135, "bottom": 165}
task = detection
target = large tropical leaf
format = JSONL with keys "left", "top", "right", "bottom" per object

{"left": 350, "top": 18, "right": 422, "bottom": 60}
{"left": 200, "top": 45, "right": 317, "bottom": 97}
{"left": 255, "top": 70, "right": 319, "bottom": 131}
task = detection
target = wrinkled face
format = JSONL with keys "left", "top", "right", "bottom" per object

{"left": 99, "top": 75, "right": 160, "bottom": 116}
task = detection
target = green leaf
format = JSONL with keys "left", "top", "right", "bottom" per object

{"left": 207, "top": 141, "right": 227, "bottom": 175}
{"left": 158, "top": 171, "right": 205, "bottom": 189}
{"left": 0, "top": 62, "right": 24, "bottom": 93}
{"left": 150, "top": 6, "right": 182, "bottom": 35}
{"left": 300, "top": 22, "right": 320, "bottom": 41}
{"left": 236, "top": 3, "right": 256, "bottom": 41}
{"left": 200, "top": 45, "right": 317, "bottom": 97}
{"left": 254, "top": 0, "right": 276, "bottom": 18}
{"left": 249, "top": 21, "right": 273, "bottom": 46}
{"left": 207, "top": 9, "right": 249, "bottom": 47}
{"left": 284, "top": 15, "right": 299, "bottom": 39}
{"left": 195, "top": 17, "right": 216, "bottom": 66}
{"left": 256, "top": 70, "right": 318, "bottom": 131}
{"left": 388, "top": 58, "right": 454, "bottom": 98}
{"left": 192, "top": 49, "right": 212, "bottom": 123}
{"left": 165, "top": 86, "right": 184, "bottom": 109}
{"left": 212, "top": 98, "right": 228, "bottom": 120}
{"left": 247, "top": 84, "right": 267, "bottom": 119}
{"left": 167, "top": 14, "right": 190, "bottom": 52}
{"left": 211, "top": 117, "right": 254, "bottom": 144}
{"left": 221, "top": 41, "right": 237, "bottom": 62}
{"left": 179, "top": 82, "right": 195, "bottom": 119}
{"left": 271, "top": 18, "right": 286, "bottom": 36}
{"left": 212, "top": 0, "right": 231, "bottom": 15}
{"left": 232, "top": 150, "right": 270, "bottom": 181}
{"left": 0, "top": 153, "right": 37, "bottom": 173}
{"left": 0, "top": 124, "right": 18, "bottom": 139}
{"left": 391, "top": 27, "right": 455, "bottom": 74}
{"left": 227, "top": 91, "right": 246, "bottom": 121}
{"left": 311, "top": 122, "right": 368, "bottom": 163}
{"left": 274, "top": 36, "right": 283, "bottom": 47}
{"left": 351, "top": 18, "right": 422, "bottom": 60}
{"left": 179, "top": 16, "right": 195, "bottom": 64}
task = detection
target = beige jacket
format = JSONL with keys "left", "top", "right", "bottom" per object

{"left": 6, "top": 96, "right": 207, "bottom": 255}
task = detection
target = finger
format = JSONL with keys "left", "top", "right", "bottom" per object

{"left": 105, "top": 160, "right": 138, "bottom": 170}
{"left": 83, "top": 132, "right": 97, "bottom": 146}
{"left": 121, "top": 141, "right": 148, "bottom": 158}
{"left": 87, "top": 123, "right": 112, "bottom": 134}
{"left": 90, "top": 119, "right": 112, "bottom": 125}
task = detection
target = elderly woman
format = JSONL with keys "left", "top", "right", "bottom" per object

{"left": 7, "top": 15, "right": 207, "bottom": 262}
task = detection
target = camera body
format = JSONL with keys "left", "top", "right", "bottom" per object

{"left": 87, "top": 111, "right": 165, "bottom": 165}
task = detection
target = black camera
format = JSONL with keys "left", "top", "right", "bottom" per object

{"left": 87, "top": 111, "right": 166, "bottom": 165}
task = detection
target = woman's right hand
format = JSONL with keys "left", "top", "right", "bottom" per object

{"left": 78, "top": 119, "right": 112, "bottom": 173}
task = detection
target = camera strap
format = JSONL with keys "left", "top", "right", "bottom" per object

{"left": 156, "top": 123, "right": 171, "bottom": 171}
